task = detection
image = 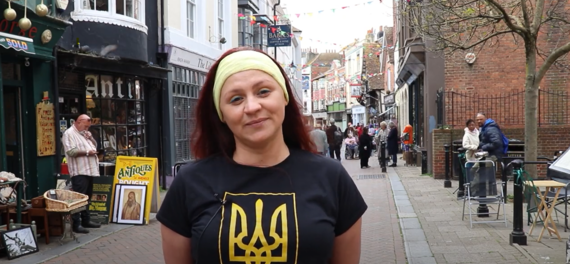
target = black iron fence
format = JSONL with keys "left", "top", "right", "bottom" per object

{"left": 436, "top": 89, "right": 570, "bottom": 128}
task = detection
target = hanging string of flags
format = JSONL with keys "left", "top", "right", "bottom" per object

{"left": 237, "top": 1, "right": 381, "bottom": 22}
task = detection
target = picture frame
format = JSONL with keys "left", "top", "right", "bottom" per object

{"left": 116, "top": 184, "right": 147, "bottom": 225}
{"left": 0, "top": 226, "right": 39, "bottom": 260}
{"left": 111, "top": 184, "right": 122, "bottom": 223}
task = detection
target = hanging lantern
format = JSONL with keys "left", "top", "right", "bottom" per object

{"left": 19, "top": 0, "right": 32, "bottom": 31}
{"left": 36, "top": 0, "right": 48, "bottom": 17}
{"left": 4, "top": 1, "right": 17, "bottom": 21}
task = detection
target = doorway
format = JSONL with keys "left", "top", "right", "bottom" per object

{"left": 3, "top": 86, "right": 25, "bottom": 181}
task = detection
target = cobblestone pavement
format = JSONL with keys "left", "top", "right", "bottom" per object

{"left": 43, "top": 220, "right": 163, "bottom": 264}
{"left": 394, "top": 165, "right": 569, "bottom": 264}
{"left": 341, "top": 156, "right": 407, "bottom": 264}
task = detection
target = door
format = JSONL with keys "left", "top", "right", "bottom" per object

{"left": 3, "top": 86, "right": 24, "bottom": 181}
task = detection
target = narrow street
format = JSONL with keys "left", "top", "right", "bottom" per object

{"left": 42, "top": 156, "right": 406, "bottom": 264}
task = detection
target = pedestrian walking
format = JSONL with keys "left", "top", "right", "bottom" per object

{"left": 61, "top": 114, "right": 102, "bottom": 234}
{"left": 386, "top": 121, "right": 399, "bottom": 167}
{"left": 326, "top": 119, "right": 343, "bottom": 161}
{"left": 157, "top": 48, "right": 367, "bottom": 264}
{"left": 359, "top": 127, "right": 373, "bottom": 168}
{"left": 462, "top": 119, "right": 479, "bottom": 169}
{"left": 310, "top": 124, "right": 328, "bottom": 156}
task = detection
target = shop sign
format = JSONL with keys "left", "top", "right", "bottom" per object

{"left": 0, "top": 32, "right": 35, "bottom": 54}
{"left": 351, "top": 85, "right": 362, "bottom": 97}
{"left": 267, "top": 25, "right": 291, "bottom": 47}
{"left": 384, "top": 93, "right": 395, "bottom": 105}
{"left": 168, "top": 46, "right": 214, "bottom": 72}
{"left": 352, "top": 106, "right": 365, "bottom": 114}
{"left": 36, "top": 92, "right": 55, "bottom": 156}
{"left": 302, "top": 75, "right": 310, "bottom": 90}
{"left": 110, "top": 156, "right": 161, "bottom": 225}
{"left": 0, "top": 20, "right": 38, "bottom": 38}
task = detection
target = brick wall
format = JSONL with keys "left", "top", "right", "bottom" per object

{"left": 432, "top": 126, "right": 570, "bottom": 179}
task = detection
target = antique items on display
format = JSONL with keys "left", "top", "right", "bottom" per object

{"left": 43, "top": 189, "right": 89, "bottom": 244}
{"left": 111, "top": 184, "right": 147, "bottom": 225}
{"left": 0, "top": 226, "right": 39, "bottom": 260}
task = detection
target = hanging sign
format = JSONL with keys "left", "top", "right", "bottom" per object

{"left": 36, "top": 92, "right": 56, "bottom": 156}
{"left": 267, "top": 25, "right": 291, "bottom": 47}
{"left": 110, "top": 156, "right": 161, "bottom": 225}
{"left": 0, "top": 32, "right": 35, "bottom": 54}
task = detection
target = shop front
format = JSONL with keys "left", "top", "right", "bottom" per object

{"left": 162, "top": 46, "right": 214, "bottom": 176}
{"left": 351, "top": 105, "right": 366, "bottom": 126}
{"left": 0, "top": 0, "right": 70, "bottom": 198}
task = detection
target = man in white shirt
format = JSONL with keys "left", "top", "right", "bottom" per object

{"left": 61, "top": 114, "right": 101, "bottom": 234}
{"left": 309, "top": 124, "right": 328, "bottom": 155}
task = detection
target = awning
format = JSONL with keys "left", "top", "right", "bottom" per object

{"left": 0, "top": 32, "right": 35, "bottom": 55}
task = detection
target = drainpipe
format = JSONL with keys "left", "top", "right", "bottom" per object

{"left": 273, "top": 0, "right": 280, "bottom": 60}
{"left": 53, "top": 47, "right": 61, "bottom": 175}
{"left": 160, "top": 0, "right": 166, "bottom": 55}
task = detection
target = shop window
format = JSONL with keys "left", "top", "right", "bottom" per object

{"left": 73, "top": 0, "right": 146, "bottom": 33}
{"left": 85, "top": 74, "right": 147, "bottom": 163}
{"left": 172, "top": 66, "right": 205, "bottom": 162}
{"left": 238, "top": 8, "right": 253, "bottom": 47}
{"left": 1, "top": 62, "right": 21, "bottom": 80}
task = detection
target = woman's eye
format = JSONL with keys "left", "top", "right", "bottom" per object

{"left": 229, "top": 96, "right": 242, "bottom": 103}
{"left": 259, "top": 88, "right": 271, "bottom": 95}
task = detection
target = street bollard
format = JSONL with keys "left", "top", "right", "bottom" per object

{"left": 444, "top": 144, "right": 452, "bottom": 188}
{"left": 380, "top": 141, "right": 387, "bottom": 173}
{"left": 457, "top": 148, "right": 466, "bottom": 198}
{"left": 509, "top": 159, "right": 527, "bottom": 246}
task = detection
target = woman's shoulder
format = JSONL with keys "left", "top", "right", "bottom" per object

{"left": 175, "top": 155, "right": 227, "bottom": 181}
{"left": 290, "top": 149, "right": 345, "bottom": 170}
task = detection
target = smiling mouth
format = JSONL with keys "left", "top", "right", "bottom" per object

{"left": 246, "top": 118, "right": 268, "bottom": 126}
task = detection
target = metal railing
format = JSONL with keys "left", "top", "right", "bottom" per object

{"left": 436, "top": 89, "right": 570, "bottom": 128}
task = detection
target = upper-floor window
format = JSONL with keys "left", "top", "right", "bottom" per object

{"left": 73, "top": 0, "right": 146, "bottom": 33}
{"left": 187, "top": 0, "right": 195, "bottom": 38}
{"left": 238, "top": 8, "right": 253, "bottom": 47}
{"left": 218, "top": 0, "right": 224, "bottom": 49}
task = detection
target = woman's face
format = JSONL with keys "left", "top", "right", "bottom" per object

{"left": 219, "top": 70, "right": 287, "bottom": 146}
{"left": 381, "top": 124, "right": 386, "bottom": 129}
{"left": 468, "top": 122, "right": 476, "bottom": 131}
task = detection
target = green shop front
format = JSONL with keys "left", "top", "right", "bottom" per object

{"left": 0, "top": 0, "right": 70, "bottom": 199}
{"left": 327, "top": 101, "right": 346, "bottom": 128}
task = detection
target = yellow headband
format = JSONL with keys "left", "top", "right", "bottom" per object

{"left": 213, "top": 50, "right": 289, "bottom": 120}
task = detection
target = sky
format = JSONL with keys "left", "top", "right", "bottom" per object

{"left": 282, "top": 0, "right": 394, "bottom": 52}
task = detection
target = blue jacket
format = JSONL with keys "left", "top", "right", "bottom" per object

{"left": 478, "top": 119, "right": 504, "bottom": 160}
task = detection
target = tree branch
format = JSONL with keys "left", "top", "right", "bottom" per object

{"left": 485, "top": 0, "right": 528, "bottom": 34}
{"left": 536, "top": 41, "right": 570, "bottom": 84}
{"left": 531, "top": 0, "right": 546, "bottom": 35}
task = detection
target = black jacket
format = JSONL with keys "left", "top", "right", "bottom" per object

{"left": 478, "top": 120, "right": 504, "bottom": 160}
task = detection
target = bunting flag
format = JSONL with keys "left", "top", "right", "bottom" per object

{"left": 237, "top": 1, "right": 381, "bottom": 22}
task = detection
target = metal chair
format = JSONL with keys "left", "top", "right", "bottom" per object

{"left": 462, "top": 159, "right": 508, "bottom": 228}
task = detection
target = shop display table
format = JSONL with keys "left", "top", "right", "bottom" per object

{"left": 526, "top": 180, "right": 566, "bottom": 242}
{"left": 0, "top": 180, "right": 24, "bottom": 224}
{"left": 53, "top": 206, "right": 86, "bottom": 245}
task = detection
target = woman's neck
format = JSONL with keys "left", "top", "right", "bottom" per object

{"left": 233, "top": 135, "right": 290, "bottom": 167}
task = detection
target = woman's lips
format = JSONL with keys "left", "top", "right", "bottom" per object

{"left": 246, "top": 118, "right": 268, "bottom": 126}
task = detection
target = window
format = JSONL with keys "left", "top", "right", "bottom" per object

{"left": 253, "top": 24, "right": 268, "bottom": 52}
{"left": 73, "top": 0, "right": 146, "bottom": 33}
{"left": 218, "top": 0, "right": 224, "bottom": 49}
{"left": 187, "top": 0, "right": 195, "bottom": 38}
{"left": 238, "top": 8, "right": 253, "bottom": 47}
{"left": 84, "top": 74, "right": 147, "bottom": 163}
{"left": 172, "top": 66, "right": 205, "bottom": 162}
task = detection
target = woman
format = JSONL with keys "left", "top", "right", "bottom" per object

{"left": 386, "top": 121, "right": 399, "bottom": 167}
{"left": 344, "top": 133, "right": 358, "bottom": 159}
{"left": 358, "top": 127, "right": 373, "bottom": 169}
{"left": 157, "top": 48, "right": 367, "bottom": 264}
{"left": 375, "top": 121, "right": 389, "bottom": 160}
{"left": 462, "top": 119, "right": 479, "bottom": 164}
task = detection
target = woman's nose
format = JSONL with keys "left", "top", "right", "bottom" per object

{"left": 243, "top": 96, "right": 262, "bottom": 113}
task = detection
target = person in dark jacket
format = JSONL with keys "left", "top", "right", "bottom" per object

{"left": 358, "top": 127, "right": 373, "bottom": 168}
{"left": 386, "top": 121, "right": 399, "bottom": 167}
{"left": 476, "top": 113, "right": 504, "bottom": 161}
{"left": 325, "top": 120, "right": 342, "bottom": 161}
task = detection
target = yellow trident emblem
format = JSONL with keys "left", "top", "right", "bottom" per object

{"left": 228, "top": 199, "right": 288, "bottom": 263}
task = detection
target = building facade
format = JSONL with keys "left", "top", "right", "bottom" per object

{"left": 0, "top": 0, "right": 71, "bottom": 197}
{"left": 344, "top": 42, "right": 366, "bottom": 126}
{"left": 160, "top": 0, "right": 237, "bottom": 176}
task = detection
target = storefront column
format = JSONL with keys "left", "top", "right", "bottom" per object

{"left": 161, "top": 66, "right": 175, "bottom": 179}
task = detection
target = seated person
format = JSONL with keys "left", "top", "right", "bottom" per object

{"left": 344, "top": 135, "right": 358, "bottom": 158}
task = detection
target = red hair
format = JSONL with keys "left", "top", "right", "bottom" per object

{"left": 191, "top": 47, "right": 316, "bottom": 159}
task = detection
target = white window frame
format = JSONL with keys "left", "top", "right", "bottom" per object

{"left": 187, "top": 0, "right": 195, "bottom": 38}
{"left": 72, "top": 0, "right": 147, "bottom": 33}
{"left": 217, "top": 0, "right": 224, "bottom": 49}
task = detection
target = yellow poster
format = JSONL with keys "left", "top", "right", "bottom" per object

{"left": 110, "top": 156, "right": 161, "bottom": 224}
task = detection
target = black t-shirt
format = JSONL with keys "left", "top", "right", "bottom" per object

{"left": 157, "top": 149, "right": 368, "bottom": 264}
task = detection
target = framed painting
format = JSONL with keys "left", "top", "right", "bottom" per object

{"left": 1, "top": 226, "right": 39, "bottom": 260}
{"left": 116, "top": 184, "right": 147, "bottom": 225}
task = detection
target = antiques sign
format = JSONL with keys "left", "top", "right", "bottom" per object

{"left": 110, "top": 156, "right": 161, "bottom": 224}
{"left": 36, "top": 92, "right": 56, "bottom": 156}
{"left": 267, "top": 25, "right": 292, "bottom": 47}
